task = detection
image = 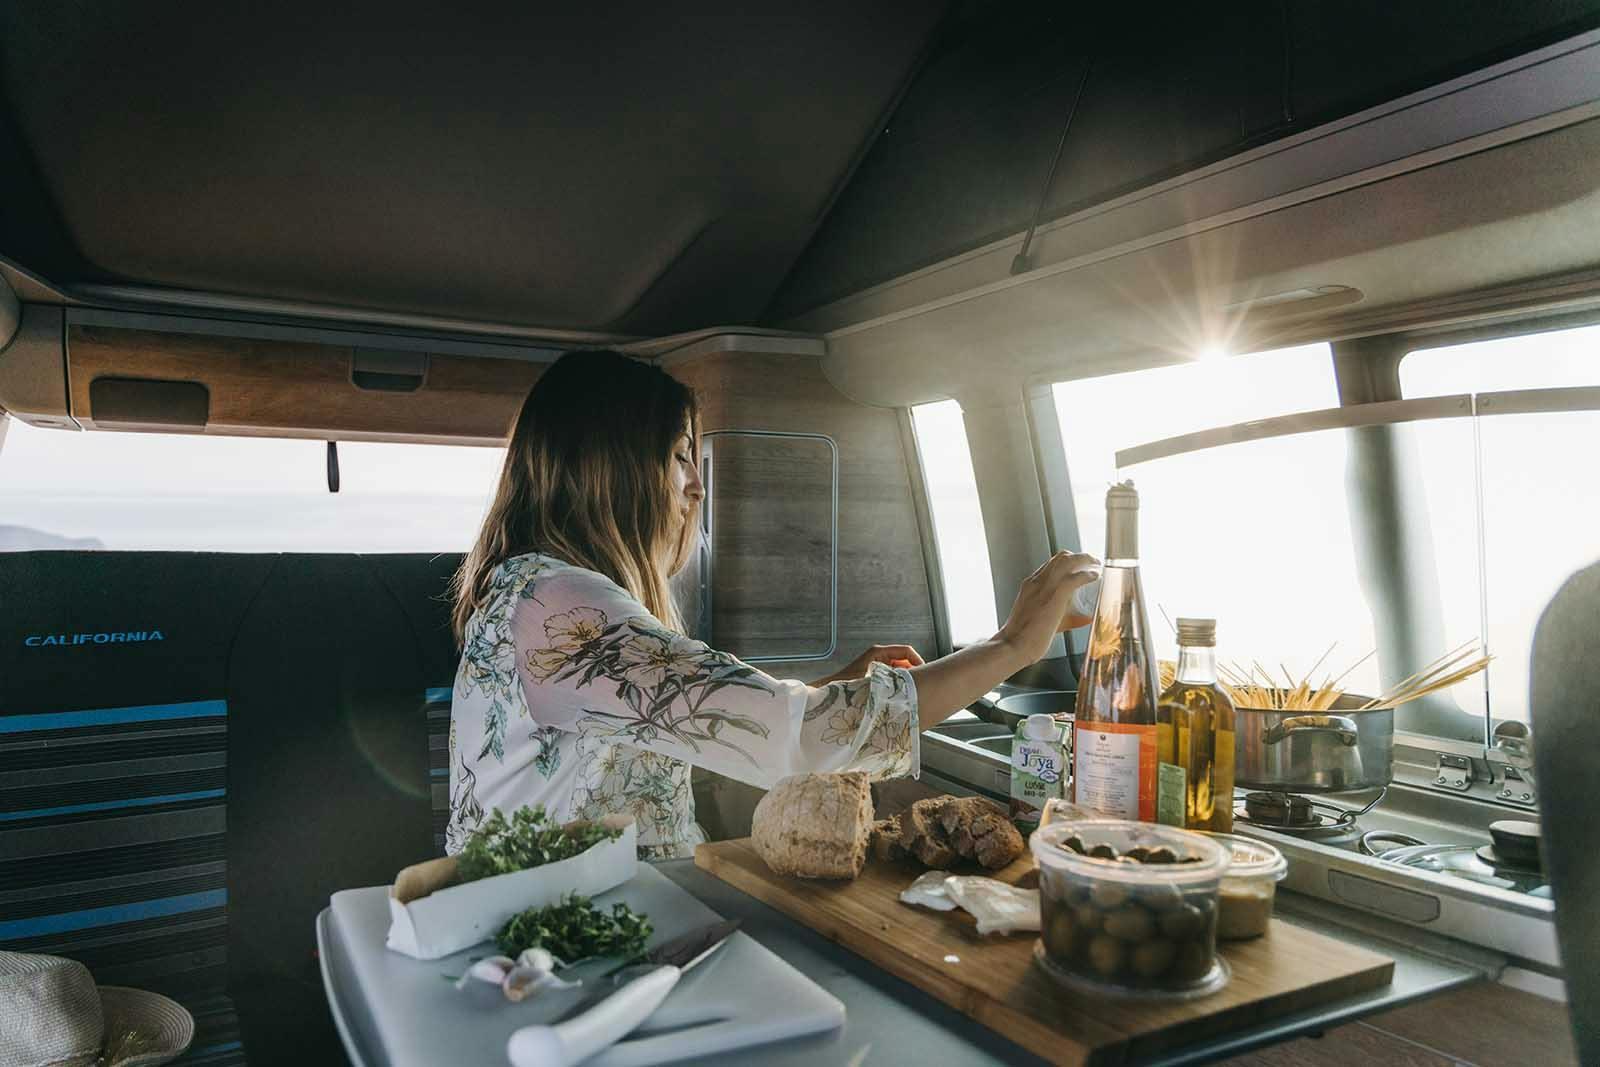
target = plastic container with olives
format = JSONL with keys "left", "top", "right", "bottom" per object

{"left": 1204, "top": 833, "right": 1288, "bottom": 940}
{"left": 1032, "top": 819, "right": 1230, "bottom": 999}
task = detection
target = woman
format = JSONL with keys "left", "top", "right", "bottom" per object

{"left": 447, "top": 350, "right": 1095, "bottom": 860}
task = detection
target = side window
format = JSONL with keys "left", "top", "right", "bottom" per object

{"left": 1044, "top": 344, "right": 1381, "bottom": 691}
{"left": 1398, "top": 322, "right": 1600, "bottom": 723}
{"left": 0, "top": 421, "right": 504, "bottom": 552}
{"left": 910, "top": 399, "right": 998, "bottom": 646}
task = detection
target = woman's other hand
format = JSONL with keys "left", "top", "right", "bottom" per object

{"left": 995, "top": 551, "right": 1099, "bottom": 669}
{"left": 811, "top": 644, "right": 925, "bottom": 686}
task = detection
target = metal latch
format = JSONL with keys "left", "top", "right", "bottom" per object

{"left": 1433, "top": 753, "right": 1473, "bottom": 791}
{"left": 1496, "top": 764, "right": 1537, "bottom": 807}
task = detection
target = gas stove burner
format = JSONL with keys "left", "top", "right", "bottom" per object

{"left": 1234, "top": 788, "right": 1385, "bottom": 843}
{"left": 1474, "top": 844, "right": 1543, "bottom": 876}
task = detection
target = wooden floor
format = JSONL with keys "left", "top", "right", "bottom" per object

{"left": 1217, "top": 980, "right": 1577, "bottom": 1067}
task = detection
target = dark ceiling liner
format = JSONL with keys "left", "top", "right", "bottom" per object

{"left": 0, "top": 3, "right": 947, "bottom": 337}
{"left": 767, "top": 0, "right": 1600, "bottom": 322}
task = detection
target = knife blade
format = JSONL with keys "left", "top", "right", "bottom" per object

{"left": 506, "top": 919, "right": 740, "bottom": 1067}
{"left": 611, "top": 918, "right": 741, "bottom": 976}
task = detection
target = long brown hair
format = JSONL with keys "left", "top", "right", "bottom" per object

{"left": 452, "top": 350, "right": 699, "bottom": 640}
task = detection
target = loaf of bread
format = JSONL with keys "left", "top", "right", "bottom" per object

{"left": 751, "top": 772, "right": 875, "bottom": 880}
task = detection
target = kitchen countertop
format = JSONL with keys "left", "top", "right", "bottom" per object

{"left": 319, "top": 862, "right": 1499, "bottom": 1067}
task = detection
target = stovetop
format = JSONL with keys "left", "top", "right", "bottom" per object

{"left": 1230, "top": 784, "right": 1558, "bottom": 968}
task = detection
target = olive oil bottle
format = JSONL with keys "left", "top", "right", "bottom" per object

{"left": 1071, "top": 482, "right": 1162, "bottom": 821}
{"left": 1157, "top": 618, "right": 1236, "bottom": 832}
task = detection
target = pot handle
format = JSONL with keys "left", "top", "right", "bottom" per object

{"left": 1262, "top": 714, "right": 1360, "bottom": 747}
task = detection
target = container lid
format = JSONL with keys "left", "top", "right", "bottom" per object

{"left": 1021, "top": 713, "right": 1059, "bottom": 740}
{"left": 1031, "top": 819, "right": 1229, "bottom": 885}
{"left": 1203, "top": 833, "right": 1287, "bottom": 881}
{"left": 1175, "top": 618, "right": 1216, "bottom": 647}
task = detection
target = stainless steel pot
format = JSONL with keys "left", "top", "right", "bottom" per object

{"left": 1233, "top": 693, "right": 1392, "bottom": 793}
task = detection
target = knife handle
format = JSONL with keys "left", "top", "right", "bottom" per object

{"left": 507, "top": 964, "right": 681, "bottom": 1067}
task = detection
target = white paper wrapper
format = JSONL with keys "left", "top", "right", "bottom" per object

{"left": 386, "top": 818, "right": 637, "bottom": 960}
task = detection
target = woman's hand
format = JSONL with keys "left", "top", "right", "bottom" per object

{"left": 995, "top": 551, "right": 1100, "bottom": 670}
{"left": 811, "top": 644, "right": 925, "bottom": 687}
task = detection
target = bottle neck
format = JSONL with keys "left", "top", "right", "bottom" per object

{"left": 1175, "top": 644, "right": 1217, "bottom": 684}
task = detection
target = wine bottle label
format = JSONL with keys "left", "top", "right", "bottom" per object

{"left": 1071, "top": 721, "right": 1158, "bottom": 821}
{"left": 1157, "top": 762, "right": 1187, "bottom": 827}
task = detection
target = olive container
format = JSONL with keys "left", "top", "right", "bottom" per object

{"left": 1031, "top": 819, "right": 1231, "bottom": 999}
{"left": 1204, "top": 833, "right": 1288, "bottom": 940}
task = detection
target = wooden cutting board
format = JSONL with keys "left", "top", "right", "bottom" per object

{"left": 696, "top": 838, "right": 1394, "bottom": 1067}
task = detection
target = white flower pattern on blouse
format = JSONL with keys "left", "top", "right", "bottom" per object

{"left": 445, "top": 552, "right": 920, "bottom": 861}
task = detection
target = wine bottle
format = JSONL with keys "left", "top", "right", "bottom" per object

{"left": 1071, "top": 482, "right": 1162, "bottom": 821}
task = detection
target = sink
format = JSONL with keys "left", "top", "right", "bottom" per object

{"left": 922, "top": 714, "right": 1016, "bottom": 799}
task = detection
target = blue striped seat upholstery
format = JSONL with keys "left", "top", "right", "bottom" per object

{"left": 426, "top": 686, "right": 453, "bottom": 856}
{"left": 0, "top": 699, "right": 245, "bottom": 1065}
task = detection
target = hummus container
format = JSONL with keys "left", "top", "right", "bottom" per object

{"left": 1205, "top": 833, "right": 1288, "bottom": 941}
{"left": 1032, "top": 820, "right": 1230, "bottom": 999}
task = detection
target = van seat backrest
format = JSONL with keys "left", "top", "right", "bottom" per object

{"left": 0, "top": 551, "right": 273, "bottom": 1064}
{"left": 0, "top": 550, "right": 463, "bottom": 1065}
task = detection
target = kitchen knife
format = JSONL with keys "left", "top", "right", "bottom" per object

{"left": 505, "top": 919, "right": 739, "bottom": 1067}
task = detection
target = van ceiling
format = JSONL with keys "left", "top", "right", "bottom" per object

{"left": 0, "top": 3, "right": 946, "bottom": 338}
{"left": 2, "top": 2, "right": 1597, "bottom": 345}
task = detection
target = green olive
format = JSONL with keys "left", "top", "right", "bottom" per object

{"left": 1088, "top": 935, "right": 1126, "bottom": 977}
{"left": 1089, "top": 880, "right": 1129, "bottom": 909}
{"left": 1062, "top": 834, "right": 1087, "bottom": 855}
{"left": 1170, "top": 940, "right": 1215, "bottom": 982}
{"left": 1130, "top": 938, "right": 1177, "bottom": 978}
{"left": 1088, "top": 843, "right": 1119, "bottom": 861}
{"left": 1144, "top": 846, "right": 1178, "bottom": 864}
{"left": 1137, "top": 883, "right": 1184, "bottom": 912}
{"left": 1102, "top": 906, "right": 1156, "bottom": 942}
{"left": 1044, "top": 907, "right": 1078, "bottom": 960}
{"left": 1158, "top": 902, "right": 1206, "bottom": 940}
{"left": 1124, "top": 846, "right": 1152, "bottom": 863}
{"left": 1072, "top": 903, "right": 1103, "bottom": 933}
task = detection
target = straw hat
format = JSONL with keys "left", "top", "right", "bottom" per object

{"left": 0, "top": 952, "right": 194, "bottom": 1067}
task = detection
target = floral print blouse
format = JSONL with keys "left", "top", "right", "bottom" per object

{"left": 445, "top": 552, "right": 920, "bottom": 861}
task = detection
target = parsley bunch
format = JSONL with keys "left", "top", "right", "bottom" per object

{"left": 456, "top": 806, "right": 623, "bottom": 883}
{"left": 496, "top": 895, "right": 653, "bottom": 962}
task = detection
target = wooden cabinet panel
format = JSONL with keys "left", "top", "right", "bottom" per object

{"left": 67, "top": 324, "right": 541, "bottom": 443}
{"left": 704, "top": 431, "right": 835, "bottom": 661}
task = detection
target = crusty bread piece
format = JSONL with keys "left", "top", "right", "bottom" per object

{"left": 895, "top": 794, "right": 1024, "bottom": 871}
{"left": 751, "top": 772, "right": 875, "bottom": 880}
{"left": 870, "top": 818, "right": 908, "bottom": 863}
{"left": 900, "top": 797, "right": 958, "bottom": 868}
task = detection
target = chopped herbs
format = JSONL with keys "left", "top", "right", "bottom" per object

{"left": 456, "top": 805, "right": 622, "bottom": 883}
{"left": 496, "top": 895, "right": 653, "bottom": 962}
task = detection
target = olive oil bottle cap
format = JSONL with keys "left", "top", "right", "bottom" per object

{"left": 1176, "top": 617, "right": 1217, "bottom": 646}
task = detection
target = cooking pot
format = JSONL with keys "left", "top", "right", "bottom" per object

{"left": 1233, "top": 693, "right": 1392, "bottom": 793}
{"left": 973, "top": 689, "right": 1075, "bottom": 731}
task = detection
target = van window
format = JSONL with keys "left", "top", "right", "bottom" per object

{"left": 0, "top": 421, "right": 503, "bottom": 552}
{"left": 910, "top": 400, "right": 998, "bottom": 646}
{"left": 1045, "top": 344, "right": 1381, "bottom": 689}
{"left": 1398, "top": 322, "right": 1600, "bottom": 723}
{"left": 1050, "top": 343, "right": 1338, "bottom": 559}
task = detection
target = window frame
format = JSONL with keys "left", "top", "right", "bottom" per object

{"left": 1029, "top": 309, "right": 1600, "bottom": 758}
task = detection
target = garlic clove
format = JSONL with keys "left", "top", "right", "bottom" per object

{"left": 454, "top": 955, "right": 515, "bottom": 991}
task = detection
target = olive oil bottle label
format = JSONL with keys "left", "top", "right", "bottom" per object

{"left": 1156, "top": 762, "right": 1187, "bottom": 827}
{"left": 1071, "top": 721, "right": 1158, "bottom": 820}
